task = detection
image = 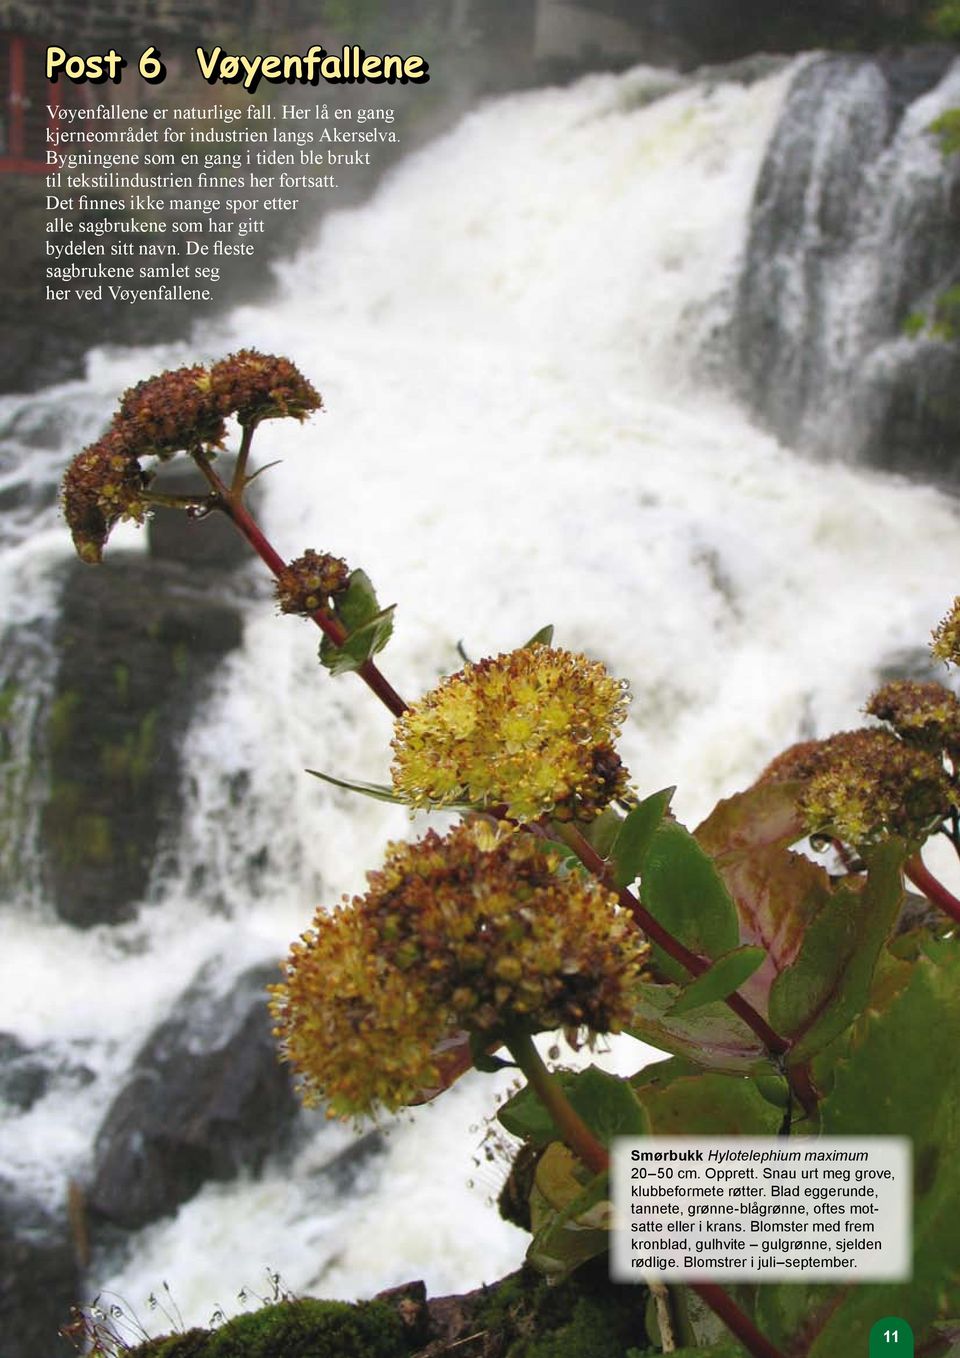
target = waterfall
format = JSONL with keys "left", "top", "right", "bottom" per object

{"left": 734, "top": 49, "right": 960, "bottom": 476}
{"left": 2, "top": 54, "right": 959, "bottom": 1342}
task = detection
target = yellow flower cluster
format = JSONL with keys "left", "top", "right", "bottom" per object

{"left": 932, "top": 597, "right": 960, "bottom": 668}
{"left": 390, "top": 645, "right": 630, "bottom": 823}
{"left": 763, "top": 728, "right": 953, "bottom": 848}
{"left": 269, "top": 823, "right": 645, "bottom": 1119}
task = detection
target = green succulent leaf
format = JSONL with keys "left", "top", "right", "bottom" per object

{"left": 667, "top": 945, "right": 767, "bottom": 1016}
{"left": 498, "top": 1064, "right": 649, "bottom": 1148}
{"left": 580, "top": 805, "right": 624, "bottom": 860}
{"left": 304, "top": 768, "right": 409, "bottom": 803}
{"left": 768, "top": 839, "right": 905, "bottom": 1061}
{"left": 523, "top": 623, "right": 555, "bottom": 648}
{"left": 609, "top": 785, "right": 674, "bottom": 888}
{"left": 334, "top": 568, "right": 381, "bottom": 630}
{"left": 317, "top": 568, "right": 396, "bottom": 674}
{"left": 640, "top": 820, "right": 740, "bottom": 979}
{"left": 626, "top": 981, "right": 773, "bottom": 1076}
{"left": 319, "top": 605, "right": 396, "bottom": 675}
{"left": 758, "top": 947, "right": 960, "bottom": 1356}
{"left": 631, "top": 1058, "right": 783, "bottom": 1135}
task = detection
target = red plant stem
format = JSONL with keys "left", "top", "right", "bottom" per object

{"left": 558, "top": 824, "right": 790, "bottom": 1059}
{"left": 195, "top": 452, "right": 409, "bottom": 719}
{"left": 904, "top": 853, "right": 960, "bottom": 926}
{"left": 690, "top": 1285, "right": 786, "bottom": 1358}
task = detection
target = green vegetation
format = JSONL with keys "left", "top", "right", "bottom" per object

{"left": 928, "top": 0, "right": 960, "bottom": 38}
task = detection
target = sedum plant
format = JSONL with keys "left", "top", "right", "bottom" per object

{"left": 61, "top": 357, "right": 960, "bottom": 1358}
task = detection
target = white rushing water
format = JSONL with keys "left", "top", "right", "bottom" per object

{"left": 3, "top": 57, "right": 960, "bottom": 1335}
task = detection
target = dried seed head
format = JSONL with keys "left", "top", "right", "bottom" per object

{"left": 61, "top": 429, "right": 151, "bottom": 563}
{"left": 276, "top": 550, "right": 350, "bottom": 616}
{"left": 865, "top": 679, "right": 960, "bottom": 757}
{"left": 789, "top": 727, "right": 954, "bottom": 848}
{"left": 209, "top": 349, "right": 322, "bottom": 426}
{"left": 116, "top": 363, "right": 226, "bottom": 458}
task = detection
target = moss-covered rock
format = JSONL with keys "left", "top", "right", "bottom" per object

{"left": 102, "top": 1268, "right": 653, "bottom": 1358}
{"left": 122, "top": 1299, "right": 407, "bottom": 1358}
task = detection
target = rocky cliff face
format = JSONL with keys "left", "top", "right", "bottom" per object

{"left": 731, "top": 49, "right": 960, "bottom": 480}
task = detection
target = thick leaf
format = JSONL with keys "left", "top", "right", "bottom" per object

{"left": 695, "top": 780, "right": 807, "bottom": 857}
{"left": 697, "top": 781, "right": 833, "bottom": 1016}
{"left": 667, "top": 945, "right": 766, "bottom": 1016}
{"left": 768, "top": 839, "right": 905, "bottom": 1061}
{"left": 610, "top": 786, "right": 674, "bottom": 888}
{"left": 708, "top": 846, "right": 835, "bottom": 1017}
{"left": 319, "top": 604, "right": 396, "bottom": 675}
{"left": 305, "top": 768, "right": 409, "bottom": 805}
{"left": 334, "top": 567, "right": 381, "bottom": 631}
{"left": 523, "top": 624, "right": 554, "bottom": 648}
{"left": 631, "top": 1059, "right": 782, "bottom": 1135}
{"left": 498, "top": 1064, "right": 648, "bottom": 1148}
{"left": 527, "top": 1142, "right": 610, "bottom": 1278}
{"left": 317, "top": 568, "right": 396, "bottom": 674}
{"left": 626, "top": 981, "right": 773, "bottom": 1076}
{"left": 640, "top": 820, "right": 740, "bottom": 979}
{"left": 538, "top": 838, "right": 588, "bottom": 872}
{"left": 499, "top": 1072, "right": 578, "bottom": 1146}
{"left": 580, "top": 806, "right": 624, "bottom": 860}
{"left": 769, "top": 948, "right": 960, "bottom": 1356}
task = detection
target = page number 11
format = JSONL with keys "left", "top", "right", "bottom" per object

{"left": 869, "top": 1318, "right": 914, "bottom": 1356}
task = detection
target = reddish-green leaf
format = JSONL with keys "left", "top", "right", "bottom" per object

{"left": 769, "top": 839, "right": 905, "bottom": 1062}
{"left": 626, "top": 981, "right": 773, "bottom": 1076}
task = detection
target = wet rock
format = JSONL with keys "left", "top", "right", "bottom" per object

{"left": 147, "top": 457, "right": 259, "bottom": 570}
{"left": 733, "top": 50, "right": 960, "bottom": 480}
{"left": 87, "top": 963, "right": 298, "bottom": 1230}
{"left": 0, "top": 1182, "right": 79, "bottom": 1358}
{"left": 0, "top": 1034, "right": 96, "bottom": 1113}
{"left": 40, "top": 553, "right": 243, "bottom": 927}
{"left": 0, "top": 1033, "right": 49, "bottom": 1111}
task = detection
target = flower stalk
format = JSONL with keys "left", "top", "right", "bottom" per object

{"left": 506, "top": 1030, "right": 609, "bottom": 1176}
{"left": 904, "top": 852, "right": 960, "bottom": 925}
{"left": 191, "top": 448, "right": 409, "bottom": 719}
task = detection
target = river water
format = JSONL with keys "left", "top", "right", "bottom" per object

{"left": 2, "top": 55, "right": 959, "bottom": 1336}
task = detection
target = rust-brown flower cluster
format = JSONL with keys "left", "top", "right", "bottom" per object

{"left": 760, "top": 727, "right": 953, "bottom": 848}
{"left": 118, "top": 362, "right": 227, "bottom": 459}
{"left": 61, "top": 352, "right": 321, "bottom": 562}
{"left": 275, "top": 550, "right": 351, "bottom": 616}
{"left": 269, "top": 823, "right": 646, "bottom": 1118}
{"left": 391, "top": 645, "right": 630, "bottom": 824}
{"left": 207, "top": 350, "right": 321, "bottom": 426}
{"left": 865, "top": 679, "right": 960, "bottom": 758}
{"left": 59, "top": 429, "right": 153, "bottom": 565}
